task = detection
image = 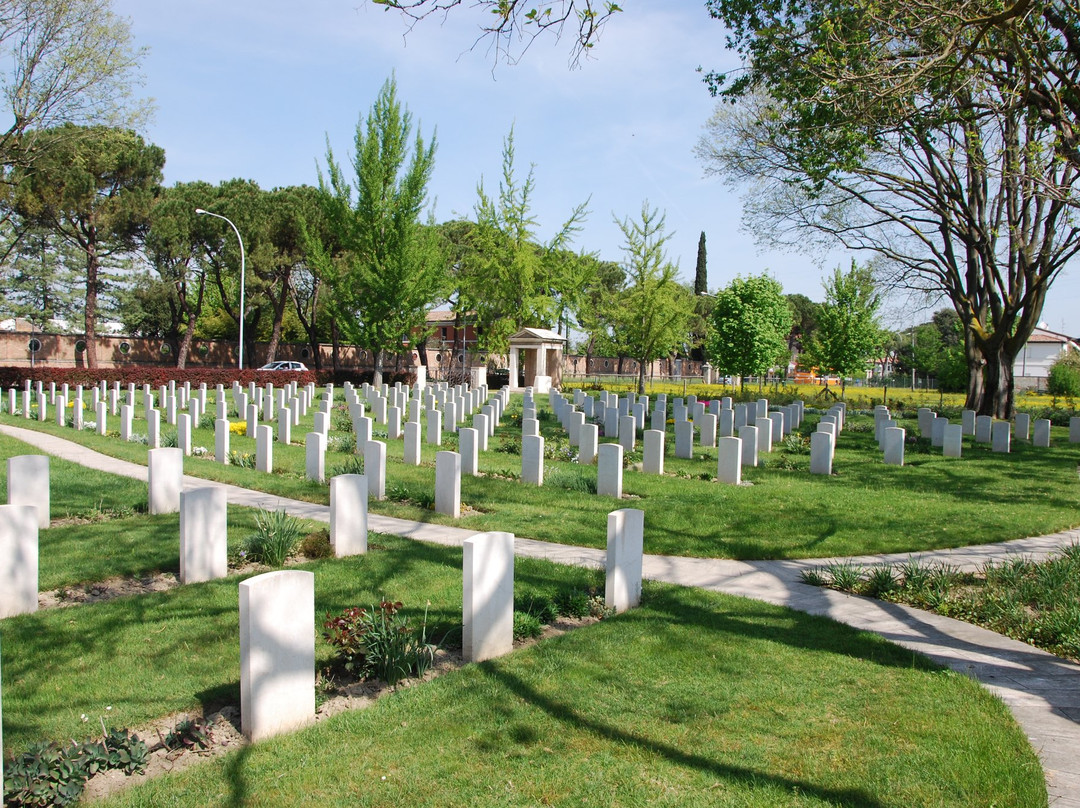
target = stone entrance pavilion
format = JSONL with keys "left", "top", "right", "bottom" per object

{"left": 507, "top": 327, "right": 565, "bottom": 392}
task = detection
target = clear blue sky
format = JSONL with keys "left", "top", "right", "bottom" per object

{"left": 113, "top": 0, "right": 1080, "bottom": 336}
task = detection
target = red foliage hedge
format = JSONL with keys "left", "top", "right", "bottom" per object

{"left": 0, "top": 367, "right": 417, "bottom": 389}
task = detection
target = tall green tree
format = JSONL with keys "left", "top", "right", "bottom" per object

{"left": 1, "top": 224, "right": 80, "bottom": 329}
{"left": 801, "top": 261, "right": 881, "bottom": 398}
{"left": 0, "top": 0, "right": 152, "bottom": 176}
{"left": 456, "top": 127, "right": 589, "bottom": 355}
{"left": 11, "top": 123, "right": 163, "bottom": 367}
{"left": 696, "top": 2, "right": 1080, "bottom": 418}
{"left": 707, "top": 274, "right": 792, "bottom": 390}
{"left": 607, "top": 203, "right": 695, "bottom": 394}
{"left": 690, "top": 230, "right": 710, "bottom": 362}
{"left": 311, "top": 77, "right": 443, "bottom": 385}
{"left": 785, "top": 293, "right": 819, "bottom": 354}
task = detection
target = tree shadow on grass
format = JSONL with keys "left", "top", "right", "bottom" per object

{"left": 479, "top": 663, "right": 889, "bottom": 808}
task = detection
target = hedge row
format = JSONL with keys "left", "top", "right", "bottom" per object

{"left": 0, "top": 367, "right": 418, "bottom": 390}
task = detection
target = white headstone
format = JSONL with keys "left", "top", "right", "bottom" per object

{"left": 961, "top": 409, "right": 976, "bottom": 436}
{"left": 460, "top": 427, "right": 479, "bottom": 476}
{"left": 597, "top": 443, "right": 624, "bottom": 498}
{"left": 215, "top": 418, "right": 230, "bottom": 463}
{"left": 365, "top": 440, "right": 386, "bottom": 500}
{"left": 717, "top": 436, "right": 742, "bottom": 484}
{"left": 522, "top": 435, "right": 545, "bottom": 485}
{"left": 1015, "top": 412, "right": 1031, "bottom": 441}
{"left": 179, "top": 487, "right": 227, "bottom": 584}
{"left": 330, "top": 474, "right": 368, "bottom": 556}
{"left": 883, "top": 426, "right": 905, "bottom": 466}
{"left": 7, "top": 454, "right": 50, "bottom": 528}
{"left": 355, "top": 416, "right": 373, "bottom": 457}
{"left": 306, "top": 432, "right": 326, "bottom": 482}
{"left": 0, "top": 504, "right": 38, "bottom": 617}
{"left": 435, "top": 451, "right": 462, "bottom": 516}
{"left": 643, "top": 429, "right": 665, "bottom": 474}
{"left": 403, "top": 421, "right": 422, "bottom": 465}
{"left": 277, "top": 407, "right": 292, "bottom": 446}
{"left": 738, "top": 424, "right": 759, "bottom": 468}
{"left": 975, "top": 415, "right": 993, "bottom": 443}
{"left": 579, "top": 423, "right": 599, "bottom": 465}
{"left": 619, "top": 415, "right": 636, "bottom": 452}
{"left": 256, "top": 425, "right": 274, "bottom": 473}
{"left": 1033, "top": 418, "right": 1051, "bottom": 448}
{"left": 992, "top": 420, "right": 1011, "bottom": 453}
{"left": 605, "top": 508, "right": 644, "bottom": 614}
{"left": 675, "top": 420, "right": 694, "bottom": 459}
{"left": 462, "top": 532, "right": 515, "bottom": 663}
{"left": 239, "top": 570, "right": 316, "bottom": 741}
{"left": 472, "top": 413, "right": 490, "bottom": 451}
{"left": 427, "top": 408, "right": 443, "bottom": 446}
{"left": 177, "top": 413, "right": 193, "bottom": 456}
{"left": 148, "top": 447, "right": 183, "bottom": 515}
{"left": 810, "top": 431, "right": 833, "bottom": 475}
{"left": 943, "top": 424, "right": 963, "bottom": 457}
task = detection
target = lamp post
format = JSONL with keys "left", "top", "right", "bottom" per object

{"left": 195, "top": 208, "right": 247, "bottom": 370}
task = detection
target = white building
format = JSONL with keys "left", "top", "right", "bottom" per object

{"left": 1014, "top": 327, "right": 1079, "bottom": 390}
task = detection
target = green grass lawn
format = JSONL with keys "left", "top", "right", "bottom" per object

{"left": 0, "top": 394, "right": 1055, "bottom": 806}
{"left": 3, "top": 393, "right": 1079, "bottom": 559}
{"left": 96, "top": 582, "right": 1045, "bottom": 808}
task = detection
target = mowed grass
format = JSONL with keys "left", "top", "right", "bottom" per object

{"left": 96, "top": 583, "right": 1046, "bottom": 808}
{"left": 0, "top": 432, "right": 304, "bottom": 591}
{"left": 3, "top": 396, "right": 1079, "bottom": 559}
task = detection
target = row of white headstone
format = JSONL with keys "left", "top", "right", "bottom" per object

{"left": 0, "top": 448, "right": 380, "bottom": 620}
{"left": 0, "top": 501, "right": 648, "bottom": 750}
{"left": 527, "top": 390, "right": 827, "bottom": 486}
{"left": 238, "top": 505, "right": 645, "bottom": 742}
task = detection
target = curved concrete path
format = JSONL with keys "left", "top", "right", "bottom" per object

{"left": 3, "top": 423, "right": 1078, "bottom": 806}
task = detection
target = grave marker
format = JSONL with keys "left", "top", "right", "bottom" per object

{"left": 239, "top": 570, "right": 316, "bottom": 741}
{"left": 436, "top": 451, "right": 462, "bottom": 517}
{"left": 597, "top": 443, "right": 624, "bottom": 497}
{"left": 0, "top": 504, "right": 38, "bottom": 617}
{"left": 330, "top": 475, "right": 368, "bottom": 556}
{"left": 179, "top": 487, "right": 227, "bottom": 584}
{"left": 605, "top": 508, "right": 644, "bottom": 613}
{"left": 462, "top": 532, "right": 515, "bottom": 663}
{"left": 148, "top": 448, "right": 183, "bottom": 514}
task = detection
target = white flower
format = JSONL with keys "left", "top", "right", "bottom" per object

{"left": 80, "top": 714, "right": 88, "bottom": 722}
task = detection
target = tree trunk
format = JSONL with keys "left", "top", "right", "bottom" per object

{"left": 176, "top": 313, "right": 197, "bottom": 369}
{"left": 331, "top": 319, "right": 340, "bottom": 374}
{"left": 84, "top": 245, "right": 99, "bottom": 369}
{"left": 964, "top": 334, "right": 985, "bottom": 411}
{"left": 637, "top": 358, "right": 646, "bottom": 395}
{"left": 373, "top": 350, "right": 384, "bottom": 388}
{"left": 979, "top": 344, "right": 1015, "bottom": 419}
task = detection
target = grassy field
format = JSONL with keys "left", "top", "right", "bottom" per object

{"left": 93, "top": 581, "right": 1045, "bottom": 808}
{"left": 0, "top": 392, "right": 1055, "bottom": 806}
{"left": 3, "top": 389, "right": 1079, "bottom": 560}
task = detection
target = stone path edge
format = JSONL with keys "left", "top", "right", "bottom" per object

{"left": 2, "top": 423, "right": 1078, "bottom": 807}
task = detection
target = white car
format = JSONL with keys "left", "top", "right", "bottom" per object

{"left": 257, "top": 361, "right": 308, "bottom": 371}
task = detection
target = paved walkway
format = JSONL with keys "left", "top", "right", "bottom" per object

{"left": 4, "top": 423, "right": 1079, "bottom": 806}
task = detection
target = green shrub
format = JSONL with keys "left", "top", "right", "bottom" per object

{"left": 242, "top": 508, "right": 304, "bottom": 566}
{"left": 1047, "top": 361, "right": 1080, "bottom": 397}
{"left": 513, "top": 611, "right": 544, "bottom": 640}
{"left": 322, "top": 601, "right": 436, "bottom": 687}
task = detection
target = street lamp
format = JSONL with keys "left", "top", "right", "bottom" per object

{"left": 195, "top": 209, "right": 247, "bottom": 370}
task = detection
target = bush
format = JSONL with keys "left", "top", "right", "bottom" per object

{"left": 241, "top": 508, "right": 304, "bottom": 566}
{"left": 1047, "top": 353, "right": 1080, "bottom": 396}
{"left": 322, "top": 601, "right": 436, "bottom": 687}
